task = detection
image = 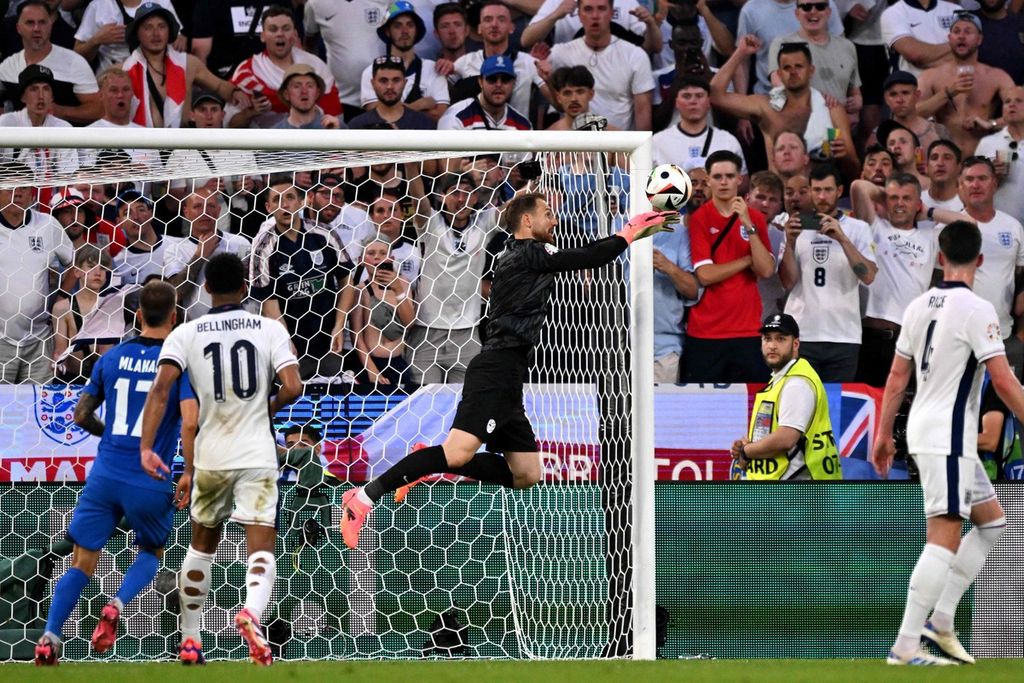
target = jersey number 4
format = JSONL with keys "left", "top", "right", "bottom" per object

{"left": 921, "top": 320, "right": 937, "bottom": 372}
{"left": 204, "top": 340, "right": 258, "bottom": 402}
{"left": 112, "top": 377, "right": 152, "bottom": 437}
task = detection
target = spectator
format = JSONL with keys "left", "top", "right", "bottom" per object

{"left": 0, "top": 64, "right": 78, "bottom": 178}
{"left": 921, "top": 139, "right": 964, "bottom": 216}
{"left": 712, "top": 40, "right": 859, "bottom": 180}
{"left": 877, "top": 119, "right": 928, "bottom": 189}
{"left": 976, "top": 85, "right": 1024, "bottom": 219}
{"left": 838, "top": 0, "right": 888, "bottom": 152}
{"left": 539, "top": 0, "right": 654, "bottom": 130}
{"left": 354, "top": 194, "right": 422, "bottom": 286}
{"left": 164, "top": 187, "right": 251, "bottom": 320}
{"left": 51, "top": 243, "right": 116, "bottom": 383}
{"left": 2, "top": 0, "right": 76, "bottom": 60}
{"left": 784, "top": 174, "right": 812, "bottom": 214}
{"left": 0, "top": 0, "right": 101, "bottom": 124}
{"left": 851, "top": 173, "right": 936, "bottom": 387}
{"left": 779, "top": 163, "right": 877, "bottom": 382}
{"left": 305, "top": 173, "right": 369, "bottom": 262}
{"left": 433, "top": 2, "right": 470, "bottom": 63}
{"left": 75, "top": 0, "right": 186, "bottom": 73}
{"left": 439, "top": 55, "right": 531, "bottom": 130}
{"left": 0, "top": 165, "right": 73, "bottom": 384}
{"left": 303, "top": 0, "right": 386, "bottom": 119}
{"left": 121, "top": 3, "right": 249, "bottom": 128}
{"left": 82, "top": 67, "right": 159, "bottom": 168}
{"left": 452, "top": 1, "right": 549, "bottom": 120}
{"left": 684, "top": 150, "right": 776, "bottom": 384}
{"left": 771, "top": 130, "right": 810, "bottom": 181}
{"left": 651, "top": 75, "right": 746, "bottom": 176}
{"left": 229, "top": 5, "right": 341, "bottom": 129}
{"left": 190, "top": 0, "right": 275, "bottom": 78}
{"left": 916, "top": 12, "right": 1015, "bottom": 156}
{"left": 768, "top": 2, "right": 862, "bottom": 120}
{"left": 975, "top": 0, "right": 1024, "bottom": 86}
{"left": 746, "top": 170, "right": 787, "bottom": 318}
{"left": 250, "top": 176, "right": 350, "bottom": 379}
{"left": 404, "top": 173, "right": 502, "bottom": 385}
{"left": 272, "top": 63, "right": 346, "bottom": 129}
{"left": 735, "top": 0, "right": 844, "bottom": 95}
{"left": 881, "top": 0, "right": 958, "bottom": 77}
{"left": 350, "top": 56, "right": 437, "bottom": 129}
{"left": 351, "top": 239, "right": 416, "bottom": 389}
{"left": 522, "top": 0, "right": 662, "bottom": 54}
{"left": 112, "top": 189, "right": 178, "bottom": 285}
{"left": 351, "top": 162, "right": 416, "bottom": 218}
{"left": 48, "top": 188, "right": 121, "bottom": 257}
{"left": 361, "top": 1, "right": 449, "bottom": 121}
{"left": 650, "top": 5, "right": 720, "bottom": 135}
{"left": 877, "top": 70, "right": 949, "bottom": 153}
{"left": 860, "top": 143, "right": 895, "bottom": 187}
{"left": 546, "top": 65, "right": 612, "bottom": 130}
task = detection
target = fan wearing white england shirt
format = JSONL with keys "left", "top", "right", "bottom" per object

{"left": 140, "top": 252, "right": 302, "bottom": 666}
{"left": 873, "top": 220, "right": 1024, "bottom": 666}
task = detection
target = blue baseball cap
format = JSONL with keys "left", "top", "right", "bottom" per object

{"left": 377, "top": 1, "right": 426, "bottom": 44}
{"left": 480, "top": 54, "right": 516, "bottom": 79}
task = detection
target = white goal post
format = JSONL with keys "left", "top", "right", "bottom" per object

{"left": 0, "top": 128, "right": 657, "bottom": 660}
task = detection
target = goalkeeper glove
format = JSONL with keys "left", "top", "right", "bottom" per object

{"left": 617, "top": 210, "right": 680, "bottom": 244}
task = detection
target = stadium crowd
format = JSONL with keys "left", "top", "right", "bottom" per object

{"left": 0, "top": 0, "right": 1023, "bottom": 461}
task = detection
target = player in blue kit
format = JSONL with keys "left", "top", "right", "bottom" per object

{"left": 34, "top": 281, "right": 198, "bottom": 666}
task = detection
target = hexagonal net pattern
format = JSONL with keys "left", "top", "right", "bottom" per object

{"left": 0, "top": 143, "right": 648, "bottom": 661}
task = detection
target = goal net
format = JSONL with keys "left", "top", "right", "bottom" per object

{"left": 0, "top": 129, "right": 655, "bottom": 662}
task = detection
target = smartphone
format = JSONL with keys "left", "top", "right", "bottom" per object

{"left": 378, "top": 261, "right": 395, "bottom": 272}
{"left": 798, "top": 212, "right": 822, "bottom": 230}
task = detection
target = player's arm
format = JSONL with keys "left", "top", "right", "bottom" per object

{"left": 140, "top": 362, "right": 183, "bottom": 480}
{"left": 175, "top": 397, "right": 199, "bottom": 509}
{"left": 269, "top": 363, "right": 303, "bottom": 417}
{"left": 535, "top": 211, "right": 678, "bottom": 273}
{"left": 73, "top": 391, "right": 105, "bottom": 437}
{"left": 871, "top": 354, "right": 914, "bottom": 479}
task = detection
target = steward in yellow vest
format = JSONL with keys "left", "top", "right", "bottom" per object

{"left": 731, "top": 313, "right": 842, "bottom": 480}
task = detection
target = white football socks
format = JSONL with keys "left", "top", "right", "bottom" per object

{"left": 893, "top": 543, "right": 954, "bottom": 656}
{"left": 178, "top": 547, "right": 215, "bottom": 643}
{"left": 930, "top": 518, "right": 1006, "bottom": 633}
{"left": 243, "top": 550, "right": 276, "bottom": 623}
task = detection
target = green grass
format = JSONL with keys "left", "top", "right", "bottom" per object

{"left": 5, "top": 659, "right": 1024, "bottom": 683}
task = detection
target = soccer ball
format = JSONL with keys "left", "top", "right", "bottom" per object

{"left": 646, "top": 164, "right": 693, "bottom": 211}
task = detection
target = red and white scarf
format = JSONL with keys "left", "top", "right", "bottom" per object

{"left": 123, "top": 47, "right": 188, "bottom": 128}
{"left": 231, "top": 47, "right": 342, "bottom": 116}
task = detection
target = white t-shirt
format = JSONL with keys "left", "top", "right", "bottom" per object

{"left": 865, "top": 217, "right": 938, "bottom": 324}
{"left": 360, "top": 57, "right": 450, "bottom": 109}
{"left": 415, "top": 207, "right": 500, "bottom": 330}
{"left": 0, "top": 46, "right": 99, "bottom": 102}
{"left": 75, "top": 0, "right": 182, "bottom": 73}
{"left": 163, "top": 231, "right": 253, "bottom": 320}
{"left": 0, "top": 209, "right": 74, "bottom": 344}
{"left": 837, "top": 0, "right": 886, "bottom": 46}
{"left": 919, "top": 189, "right": 964, "bottom": 232}
{"left": 781, "top": 213, "right": 876, "bottom": 343}
{"left": 651, "top": 124, "right": 747, "bottom": 173}
{"left": 305, "top": 203, "right": 369, "bottom": 263}
{"left": 881, "top": 0, "right": 960, "bottom": 77}
{"left": 83, "top": 119, "right": 160, "bottom": 168}
{"left": 896, "top": 283, "right": 1004, "bottom": 458}
{"left": 528, "top": 0, "right": 648, "bottom": 46}
{"left": 160, "top": 308, "right": 297, "bottom": 471}
{"left": 304, "top": 0, "right": 389, "bottom": 106}
{"left": 112, "top": 236, "right": 184, "bottom": 286}
{"left": 450, "top": 51, "right": 543, "bottom": 119}
{"left": 549, "top": 37, "right": 654, "bottom": 130}
{"left": 0, "top": 109, "right": 79, "bottom": 176}
{"left": 976, "top": 130, "right": 1024, "bottom": 222}
{"left": 973, "top": 210, "right": 1024, "bottom": 338}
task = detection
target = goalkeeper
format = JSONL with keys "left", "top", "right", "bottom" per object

{"left": 341, "top": 192, "right": 677, "bottom": 548}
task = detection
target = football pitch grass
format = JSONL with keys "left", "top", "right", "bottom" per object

{"left": 9, "top": 659, "right": 1024, "bottom": 682}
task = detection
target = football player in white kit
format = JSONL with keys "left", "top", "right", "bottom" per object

{"left": 140, "top": 253, "right": 303, "bottom": 665}
{"left": 872, "top": 221, "right": 1024, "bottom": 666}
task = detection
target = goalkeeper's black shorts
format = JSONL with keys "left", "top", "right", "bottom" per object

{"left": 451, "top": 347, "right": 538, "bottom": 453}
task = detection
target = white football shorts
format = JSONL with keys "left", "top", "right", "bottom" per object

{"left": 913, "top": 455, "right": 997, "bottom": 519}
{"left": 190, "top": 468, "right": 278, "bottom": 528}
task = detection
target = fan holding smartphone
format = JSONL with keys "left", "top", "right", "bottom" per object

{"left": 778, "top": 163, "right": 878, "bottom": 382}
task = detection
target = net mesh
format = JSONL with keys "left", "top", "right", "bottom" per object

{"left": 0, "top": 142, "right": 640, "bottom": 661}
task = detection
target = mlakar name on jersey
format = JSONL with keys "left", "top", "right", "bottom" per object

{"left": 928, "top": 295, "right": 947, "bottom": 309}
{"left": 195, "top": 317, "right": 264, "bottom": 333}
{"left": 117, "top": 356, "right": 158, "bottom": 373}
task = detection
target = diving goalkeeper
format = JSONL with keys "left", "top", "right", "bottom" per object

{"left": 341, "top": 192, "right": 677, "bottom": 548}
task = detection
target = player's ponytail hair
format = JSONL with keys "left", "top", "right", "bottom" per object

{"left": 139, "top": 280, "right": 177, "bottom": 327}
{"left": 938, "top": 220, "right": 982, "bottom": 266}
{"left": 501, "top": 192, "right": 546, "bottom": 233}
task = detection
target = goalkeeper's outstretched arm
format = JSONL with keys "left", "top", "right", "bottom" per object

{"left": 539, "top": 210, "right": 679, "bottom": 274}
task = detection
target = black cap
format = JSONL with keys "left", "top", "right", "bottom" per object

{"left": 882, "top": 70, "right": 917, "bottom": 92}
{"left": 760, "top": 313, "right": 800, "bottom": 337}
{"left": 127, "top": 2, "right": 181, "bottom": 50}
{"left": 18, "top": 64, "right": 54, "bottom": 92}
{"left": 192, "top": 89, "right": 224, "bottom": 107}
